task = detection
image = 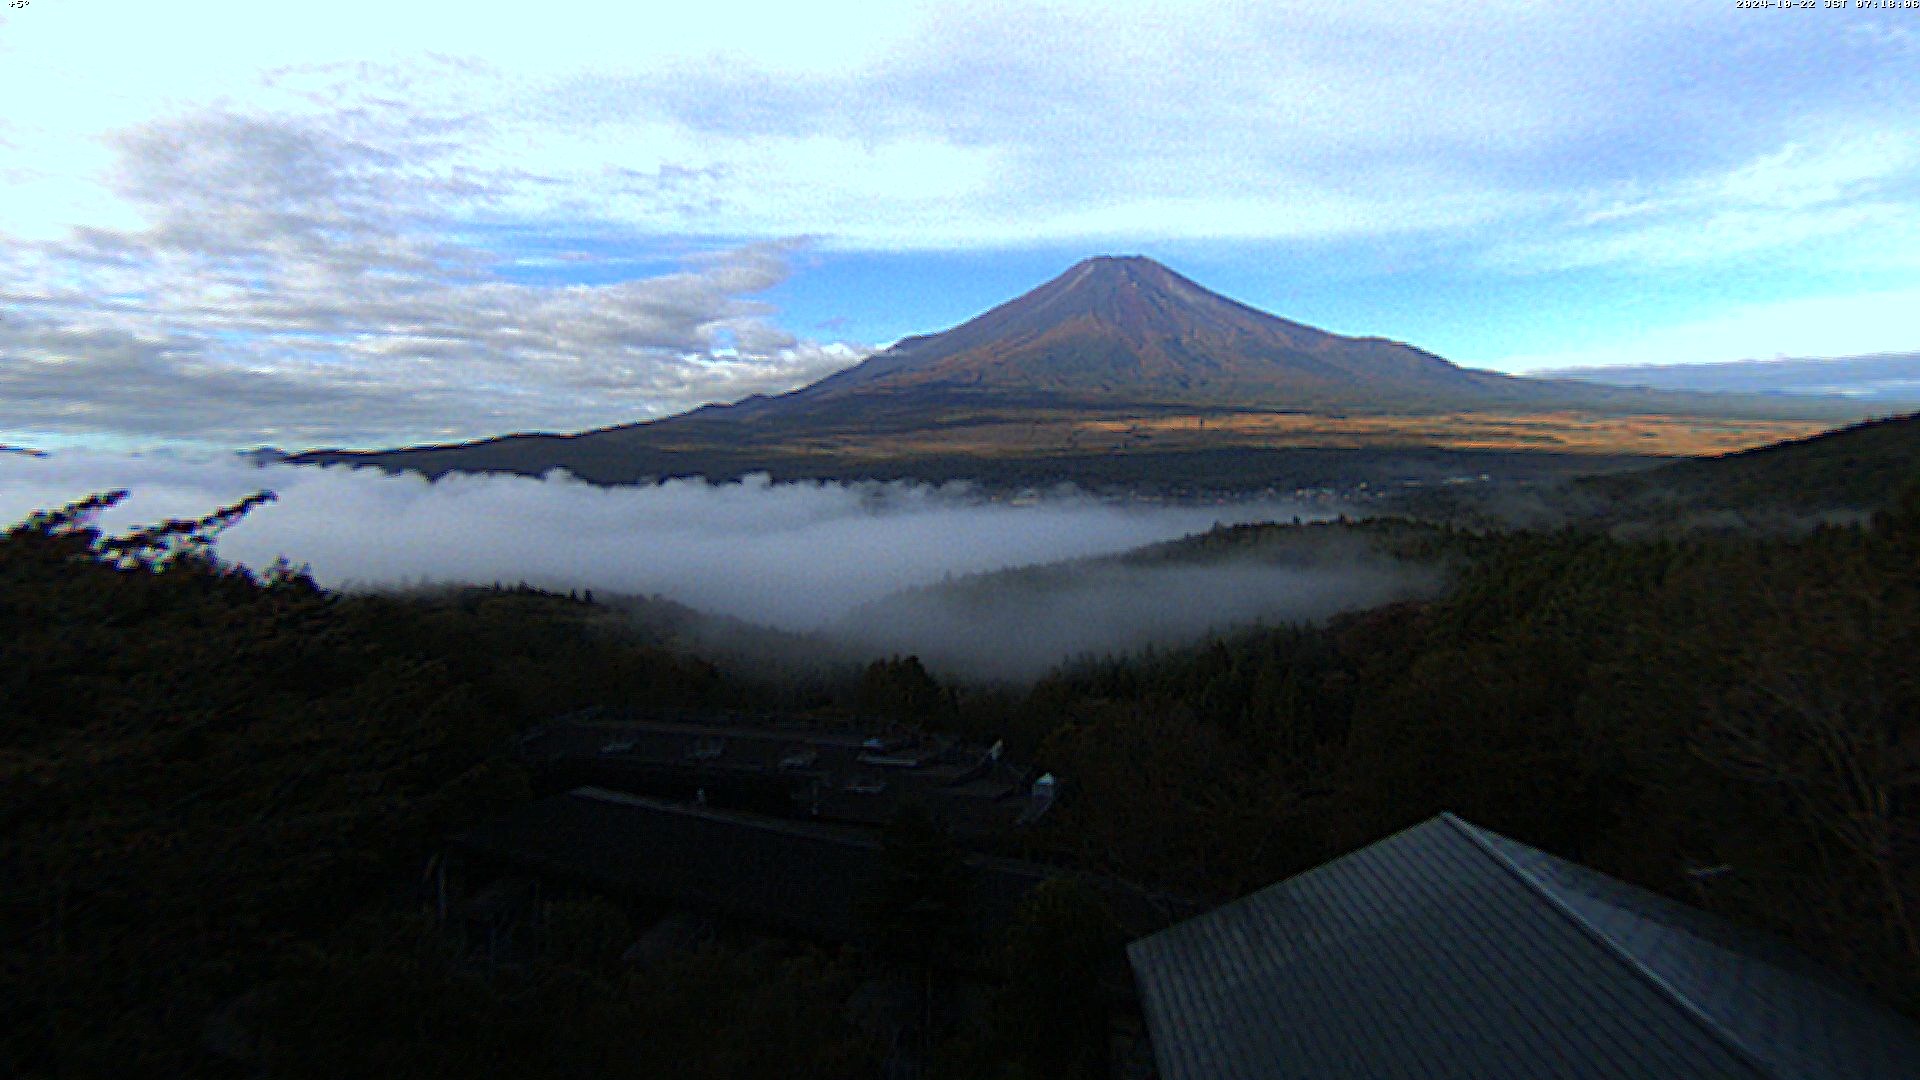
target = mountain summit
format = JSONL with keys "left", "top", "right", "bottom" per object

{"left": 290, "top": 256, "right": 1862, "bottom": 487}
{"left": 759, "top": 255, "right": 1507, "bottom": 411}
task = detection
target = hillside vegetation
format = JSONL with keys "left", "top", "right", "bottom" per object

{"left": 1580, "top": 410, "right": 1920, "bottom": 512}
{"left": 0, "top": 494, "right": 876, "bottom": 1078}
{"left": 4, "top": 476, "right": 1919, "bottom": 1075}
{"left": 996, "top": 509, "right": 1920, "bottom": 1022}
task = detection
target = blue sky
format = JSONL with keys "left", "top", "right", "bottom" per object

{"left": 2, "top": 1, "right": 1918, "bottom": 451}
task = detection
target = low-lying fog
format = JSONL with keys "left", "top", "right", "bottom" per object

{"left": 832, "top": 557, "right": 1428, "bottom": 682}
{"left": 0, "top": 452, "right": 1425, "bottom": 679}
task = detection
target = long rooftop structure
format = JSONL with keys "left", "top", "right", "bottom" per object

{"left": 517, "top": 707, "right": 1038, "bottom": 835}
{"left": 1127, "top": 813, "right": 1920, "bottom": 1080}
{"left": 451, "top": 787, "right": 1190, "bottom": 947}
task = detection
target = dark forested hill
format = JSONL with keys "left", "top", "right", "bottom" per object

{"left": 1579, "top": 410, "right": 1920, "bottom": 512}
{"left": 1006, "top": 506, "right": 1920, "bottom": 1024}
{"left": 9, "top": 465, "right": 1919, "bottom": 1075}
{"left": 0, "top": 494, "right": 869, "bottom": 1079}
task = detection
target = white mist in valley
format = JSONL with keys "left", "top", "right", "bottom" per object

{"left": 832, "top": 557, "right": 1432, "bottom": 682}
{"left": 1, "top": 453, "right": 1438, "bottom": 678}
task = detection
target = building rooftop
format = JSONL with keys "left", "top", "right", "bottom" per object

{"left": 1126, "top": 813, "right": 1920, "bottom": 1080}
{"left": 517, "top": 709, "right": 1033, "bottom": 834}
{"left": 451, "top": 787, "right": 1185, "bottom": 947}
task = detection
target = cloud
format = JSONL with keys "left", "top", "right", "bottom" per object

{"left": 1492, "top": 284, "right": 1920, "bottom": 371}
{"left": 0, "top": 110, "right": 865, "bottom": 450}
{"left": 12, "top": 3, "right": 1918, "bottom": 257}
{"left": 0, "top": 452, "right": 1345, "bottom": 638}
{"left": 5, "top": 1, "right": 1920, "bottom": 451}
{"left": 1483, "top": 134, "right": 1920, "bottom": 275}
{"left": 498, "top": 2, "right": 1920, "bottom": 258}
{"left": 833, "top": 556, "right": 1428, "bottom": 682}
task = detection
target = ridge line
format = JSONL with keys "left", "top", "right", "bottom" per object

{"left": 1441, "top": 813, "right": 1783, "bottom": 1080}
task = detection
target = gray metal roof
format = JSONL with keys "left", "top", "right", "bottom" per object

{"left": 1126, "top": 814, "right": 1920, "bottom": 1080}
{"left": 450, "top": 787, "right": 1188, "bottom": 946}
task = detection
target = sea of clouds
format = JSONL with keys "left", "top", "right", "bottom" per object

{"left": 1, "top": 452, "right": 1458, "bottom": 679}
{"left": 0, "top": 452, "right": 1348, "bottom": 629}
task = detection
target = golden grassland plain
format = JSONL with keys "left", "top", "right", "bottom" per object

{"left": 680, "top": 410, "right": 1838, "bottom": 460}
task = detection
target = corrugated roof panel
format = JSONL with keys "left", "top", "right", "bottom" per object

{"left": 1461, "top": 820, "right": 1920, "bottom": 1080}
{"left": 1127, "top": 814, "right": 1920, "bottom": 1080}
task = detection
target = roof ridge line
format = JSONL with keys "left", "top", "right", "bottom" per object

{"left": 1440, "top": 813, "right": 1783, "bottom": 1080}
{"left": 570, "top": 786, "right": 886, "bottom": 850}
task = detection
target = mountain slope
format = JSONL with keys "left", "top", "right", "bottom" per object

{"left": 290, "top": 256, "right": 1878, "bottom": 487}
{"left": 676, "top": 256, "right": 1796, "bottom": 422}
{"left": 780, "top": 255, "right": 1508, "bottom": 408}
